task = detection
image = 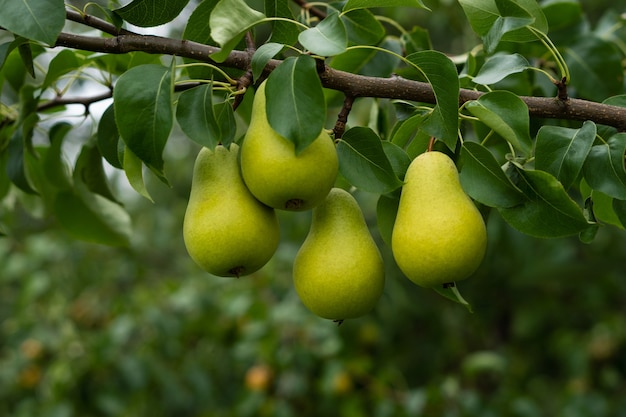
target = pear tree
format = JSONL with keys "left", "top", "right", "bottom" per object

{"left": 1, "top": 0, "right": 626, "bottom": 309}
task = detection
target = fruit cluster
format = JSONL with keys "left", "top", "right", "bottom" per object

{"left": 183, "top": 81, "right": 487, "bottom": 322}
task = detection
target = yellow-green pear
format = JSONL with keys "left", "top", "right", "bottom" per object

{"left": 293, "top": 188, "right": 385, "bottom": 321}
{"left": 240, "top": 81, "right": 338, "bottom": 211}
{"left": 391, "top": 151, "right": 487, "bottom": 287}
{"left": 183, "top": 144, "right": 279, "bottom": 277}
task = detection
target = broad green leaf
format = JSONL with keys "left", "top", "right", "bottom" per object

{"left": 390, "top": 112, "right": 429, "bottom": 148}
{"left": 74, "top": 142, "right": 119, "bottom": 203}
{"left": 123, "top": 146, "right": 153, "bottom": 202}
{"left": 498, "top": 167, "right": 591, "bottom": 238}
{"left": 589, "top": 190, "right": 623, "bottom": 229}
{"left": 115, "top": 0, "right": 190, "bottom": 27}
{"left": 376, "top": 193, "right": 400, "bottom": 247}
{"left": 113, "top": 64, "right": 173, "bottom": 176}
{"left": 265, "top": 56, "right": 326, "bottom": 153}
{"left": 401, "top": 26, "right": 432, "bottom": 55}
{"left": 251, "top": 43, "right": 283, "bottom": 81}
{"left": 54, "top": 184, "right": 132, "bottom": 247}
{"left": 473, "top": 53, "right": 530, "bottom": 85}
{"left": 0, "top": 0, "right": 65, "bottom": 45}
{"left": 405, "top": 51, "right": 460, "bottom": 150}
{"left": 42, "top": 49, "right": 83, "bottom": 91}
{"left": 583, "top": 133, "right": 626, "bottom": 200}
{"left": 265, "top": 0, "right": 299, "bottom": 45}
{"left": 213, "top": 101, "right": 236, "bottom": 148}
{"left": 458, "top": 0, "right": 547, "bottom": 43}
{"left": 6, "top": 118, "right": 38, "bottom": 194}
{"left": 97, "top": 104, "right": 123, "bottom": 169}
{"left": 342, "top": 0, "right": 428, "bottom": 12}
{"left": 336, "top": 127, "right": 403, "bottom": 194}
{"left": 210, "top": 0, "right": 266, "bottom": 62}
{"left": 382, "top": 141, "right": 411, "bottom": 180}
{"left": 466, "top": 91, "right": 532, "bottom": 156}
{"left": 534, "top": 121, "right": 596, "bottom": 190}
{"left": 484, "top": 13, "right": 534, "bottom": 53}
{"left": 176, "top": 85, "right": 220, "bottom": 149}
{"left": 17, "top": 43, "right": 35, "bottom": 78}
{"left": 341, "top": 9, "right": 385, "bottom": 46}
{"left": 43, "top": 122, "right": 73, "bottom": 191}
{"left": 612, "top": 199, "right": 626, "bottom": 229}
{"left": 564, "top": 36, "right": 623, "bottom": 102}
{"left": 542, "top": 0, "right": 582, "bottom": 31}
{"left": 298, "top": 12, "right": 348, "bottom": 57}
{"left": 459, "top": 141, "right": 525, "bottom": 208}
{"left": 183, "top": 0, "right": 220, "bottom": 44}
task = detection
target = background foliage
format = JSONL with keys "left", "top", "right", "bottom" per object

{"left": 1, "top": 0, "right": 626, "bottom": 415}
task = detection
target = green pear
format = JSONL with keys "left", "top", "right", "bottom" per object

{"left": 391, "top": 151, "right": 487, "bottom": 287}
{"left": 240, "top": 81, "right": 338, "bottom": 211}
{"left": 183, "top": 143, "right": 279, "bottom": 277}
{"left": 293, "top": 188, "right": 385, "bottom": 321}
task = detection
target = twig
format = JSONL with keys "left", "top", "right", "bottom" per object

{"left": 333, "top": 95, "right": 354, "bottom": 139}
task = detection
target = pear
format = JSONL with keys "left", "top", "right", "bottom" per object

{"left": 183, "top": 143, "right": 279, "bottom": 277}
{"left": 240, "top": 81, "right": 338, "bottom": 211}
{"left": 293, "top": 188, "right": 385, "bottom": 321}
{"left": 391, "top": 151, "right": 487, "bottom": 287}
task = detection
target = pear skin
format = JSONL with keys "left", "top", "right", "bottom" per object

{"left": 183, "top": 144, "right": 279, "bottom": 277}
{"left": 391, "top": 151, "right": 487, "bottom": 287}
{"left": 293, "top": 188, "right": 385, "bottom": 320}
{"left": 240, "top": 81, "right": 338, "bottom": 211}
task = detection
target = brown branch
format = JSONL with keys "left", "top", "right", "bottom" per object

{"left": 53, "top": 31, "right": 626, "bottom": 131}
{"left": 334, "top": 95, "right": 354, "bottom": 139}
{"left": 65, "top": 9, "right": 131, "bottom": 36}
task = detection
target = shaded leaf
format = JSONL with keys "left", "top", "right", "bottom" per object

{"left": 337, "top": 127, "right": 403, "bottom": 194}
{"left": 97, "top": 104, "right": 123, "bottom": 169}
{"left": 265, "top": 0, "right": 300, "bottom": 45}
{"left": 583, "top": 133, "right": 626, "bottom": 200}
{"left": 42, "top": 49, "right": 82, "bottom": 91}
{"left": 265, "top": 56, "right": 326, "bottom": 153}
{"left": 183, "top": 0, "right": 220, "bottom": 44}
{"left": 0, "top": 0, "right": 65, "bottom": 45}
{"left": 343, "top": 0, "right": 428, "bottom": 12}
{"left": 459, "top": 141, "right": 525, "bottom": 208}
{"left": 176, "top": 85, "right": 220, "bottom": 149}
{"left": 115, "top": 0, "right": 190, "bottom": 27}
{"left": 74, "top": 142, "right": 119, "bottom": 203}
{"left": 376, "top": 193, "right": 400, "bottom": 247}
{"left": 341, "top": 9, "right": 385, "bottom": 46}
{"left": 535, "top": 121, "right": 596, "bottom": 190}
{"left": 251, "top": 43, "right": 283, "bottom": 82}
{"left": 123, "top": 146, "right": 153, "bottom": 203}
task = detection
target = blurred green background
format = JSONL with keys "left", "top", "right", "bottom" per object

{"left": 2, "top": 0, "right": 626, "bottom": 416}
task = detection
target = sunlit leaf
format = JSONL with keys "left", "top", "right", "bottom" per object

{"left": 473, "top": 53, "right": 530, "bottom": 85}
{"left": 210, "top": 0, "right": 266, "bottom": 62}
{"left": 298, "top": 11, "right": 348, "bottom": 56}
{"left": 123, "top": 146, "right": 153, "bottom": 203}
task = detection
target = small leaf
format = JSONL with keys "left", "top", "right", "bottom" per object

{"left": 466, "top": 91, "right": 532, "bottom": 156}
{"left": 74, "top": 142, "right": 119, "bottom": 203}
{"left": 612, "top": 199, "right": 626, "bottom": 228}
{"left": 113, "top": 64, "right": 173, "bottom": 176}
{"left": 123, "top": 146, "right": 153, "bottom": 202}
{"left": 213, "top": 101, "right": 236, "bottom": 148}
{"left": 432, "top": 284, "right": 473, "bottom": 313}
{"left": 0, "top": 0, "right": 65, "bottom": 45}
{"left": 405, "top": 51, "right": 460, "bottom": 149}
{"left": 382, "top": 141, "right": 411, "bottom": 180}
{"left": 183, "top": 0, "right": 219, "bottom": 44}
{"left": 535, "top": 121, "right": 596, "bottom": 190}
{"left": 176, "top": 84, "right": 220, "bottom": 149}
{"left": 115, "top": 0, "right": 191, "bottom": 27}
{"left": 209, "top": 0, "right": 266, "bottom": 62}
{"left": 459, "top": 141, "right": 525, "bottom": 208}
{"left": 298, "top": 11, "right": 348, "bottom": 57}
{"left": 343, "top": 0, "right": 428, "bottom": 12}
{"left": 43, "top": 122, "right": 73, "bottom": 191}
{"left": 583, "top": 133, "right": 626, "bottom": 200}
{"left": 6, "top": 118, "right": 38, "bottom": 194}
{"left": 473, "top": 53, "right": 530, "bottom": 85}
{"left": 484, "top": 16, "right": 534, "bottom": 54}
{"left": 251, "top": 43, "right": 283, "bottom": 81}
{"left": 390, "top": 112, "right": 429, "bottom": 148}
{"left": 97, "top": 104, "right": 123, "bottom": 169}
{"left": 265, "top": 56, "right": 326, "bottom": 153}
{"left": 336, "top": 127, "right": 403, "bottom": 194}
{"left": 498, "top": 167, "right": 591, "bottom": 238}
{"left": 265, "top": 0, "right": 300, "bottom": 45}
{"left": 341, "top": 9, "right": 385, "bottom": 46}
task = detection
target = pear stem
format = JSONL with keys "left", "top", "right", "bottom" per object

{"left": 427, "top": 137, "right": 436, "bottom": 152}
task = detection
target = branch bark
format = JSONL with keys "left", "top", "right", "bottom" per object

{"left": 53, "top": 23, "right": 626, "bottom": 131}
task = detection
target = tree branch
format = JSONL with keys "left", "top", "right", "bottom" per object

{"left": 53, "top": 30, "right": 626, "bottom": 131}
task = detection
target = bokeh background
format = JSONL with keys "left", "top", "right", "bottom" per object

{"left": 1, "top": 0, "right": 626, "bottom": 416}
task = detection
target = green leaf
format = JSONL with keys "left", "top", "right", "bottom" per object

{"left": 183, "top": 0, "right": 219, "bottom": 44}
{"left": 458, "top": 0, "right": 547, "bottom": 44}
{"left": 342, "top": 0, "right": 428, "bottom": 12}
{"left": 336, "top": 127, "right": 403, "bottom": 194}
{"left": 251, "top": 43, "right": 283, "bottom": 82}
{"left": 459, "top": 142, "right": 525, "bottom": 208}
{"left": 42, "top": 49, "right": 83, "bottom": 91}
{"left": 484, "top": 14, "right": 534, "bottom": 54}
{"left": 6, "top": 118, "right": 37, "bottom": 194}
{"left": 498, "top": 167, "right": 591, "bottom": 238}
{"left": 473, "top": 53, "right": 530, "bottom": 85}
{"left": 612, "top": 198, "right": 626, "bottom": 229}
{"left": 43, "top": 122, "right": 73, "bottom": 191}
{"left": 466, "top": 91, "right": 532, "bottom": 156}
{"left": 564, "top": 36, "right": 624, "bottom": 102}
{"left": 432, "top": 284, "right": 473, "bottom": 313}
{"left": 589, "top": 190, "right": 623, "bottom": 229}
{"left": 113, "top": 64, "right": 173, "bottom": 176}
{"left": 390, "top": 112, "right": 429, "bottom": 148}
{"left": 583, "top": 133, "right": 626, "bottom": 200}
{"left": 123, "top": 146, "right": 153, "bottom": 203}
{"left": 213, "top": 101, "right": 236, "bottom": 148}
{"left": 115, "top": 0, "right": 191, "bottom": 27}
{"left": 382, "top": 141, "right": 411, "bottom": 180}
{"left": 265, "top": 56, "right": 326, "bottom": 153}
{"left": 17, "top": 43, "right": 35, "bottom": 78}
{"left": 298, "top": 11, "right": 348, "bottom": 57}
{"left": 535, "top": 121, "right": 596, "bottom": 190}
{"left": 405, "top": 51, "right": 460, "bottom": 150}
{"left": 209, "top": 0, "right": 266, "bottom": 62}
{"left": 97, "top": 104, "right": 123, "bottom": 169}
{"left": 176, "top": 85, "right": 220, "bottom": 149}
{"left": 376, "top": 193, "right": 400, "bottom": 247}
{"left": 74, "top": 142, "right": 119, "bottom": 203}
{"left": 341, "top": 9, "right": 385, "bottom": 46}
{"left": 265, "top": 0, "right": 300, "bottom": 45}
{"left": 0, "top": 0, "right": 65, "bottom": 45}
